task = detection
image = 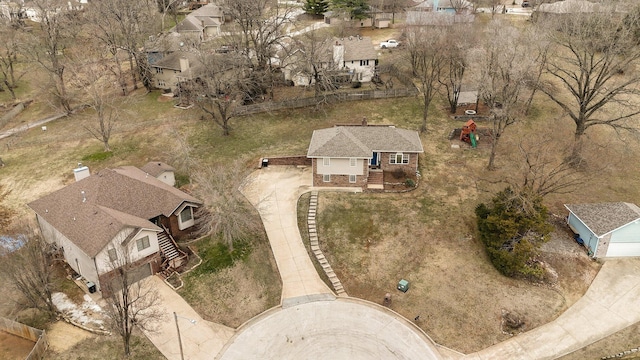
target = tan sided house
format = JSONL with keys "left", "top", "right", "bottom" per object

{"left": 307, "top": 123, "right": 424, "bottom": 188}
{"left": 27, "top": 162, "right": 202, "bottom": 295}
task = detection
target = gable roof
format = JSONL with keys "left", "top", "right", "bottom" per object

{"left": 28, "top": 166, "right": 201, "bottom": 257}
{"left": 337, "top": 36, "right": 377, "bottom": 62}
{"left": 565, "top": 202, "right": 640, "bottom": 237}
{"left": 307, "top": 125, "right": 424, "bottom": 158}
{"left": 141, "top": 161, "right": 176, "bottom": 177}
{"left": 175, "top": 3, "right": 223, "bottom": 33}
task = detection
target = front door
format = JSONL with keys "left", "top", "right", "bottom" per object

{"left": 371, "top": 152, "right": 379, "bottom": 167}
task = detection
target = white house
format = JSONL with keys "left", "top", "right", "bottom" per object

{"left": 28, "top": 163, "right": 202, "bottom": 295}
{"left": 335, "top": 36, "right": 378, "bottom": 83}
{"left": 565, "top": 202, "right": 640, "bottom": 258}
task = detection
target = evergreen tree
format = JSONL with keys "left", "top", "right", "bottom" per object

{"left": 331, "top": 0, "right": 369, "bottom": 20}
{"left": 304, "top": 0, "right": 330, "bottom": 15}
{"left": 475, "top": 187, "right": 552, "bottom": 278}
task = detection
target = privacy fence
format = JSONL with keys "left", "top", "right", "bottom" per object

{"left": 0, "top": 317, "right": 48, "bottom": 360}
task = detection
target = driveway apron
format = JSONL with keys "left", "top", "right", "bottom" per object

{"left": 142, "top": 276, "right": 234, "bottom": 360}
{"left": 240, "top": 166, "right": 334, "bottom": 303}
{"left": 463, "top": 259, "right": 640, "bottom": 360}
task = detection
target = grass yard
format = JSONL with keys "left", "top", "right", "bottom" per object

{"left": 2, "top": 48, "right": 640, "bottom": 357}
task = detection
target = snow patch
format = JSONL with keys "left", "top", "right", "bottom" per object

{"left": 53, "top": 292, "right": 106, "bottom": 329}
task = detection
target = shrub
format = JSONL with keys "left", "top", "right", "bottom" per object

{"left": 405, "top": 178, "right": 416, "bottom": 187}
{"left": 475, "top": 187, "right": 552, "bottom": 278}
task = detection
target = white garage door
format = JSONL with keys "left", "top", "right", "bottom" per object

{"left": 606, "top": 243, "right": 640, "bottom": 257}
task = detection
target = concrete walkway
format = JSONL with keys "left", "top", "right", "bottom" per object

{"left": 142, "top": 276, "right": 234, "bottom": 360}
{"left": 239, "top": 166, "right": 335, "bottom": 304}
{"left": 463, "top": 258, "right": 640, "bottom": 360}
{"left": 0, "top": 112, "right": 67, "bottom": 140}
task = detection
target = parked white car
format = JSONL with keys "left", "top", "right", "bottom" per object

{"left": 380, "top": 39, "right": 399, "bottom": 49}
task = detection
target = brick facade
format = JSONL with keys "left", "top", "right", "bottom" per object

{"left": 380, "top": 152, "right": 419, "bottom": 174}
{"left": 98, "top": 252, "right": 162, "bottom": 297}
{"left": 160, "top": 215, "right": 195, "bottom": 240}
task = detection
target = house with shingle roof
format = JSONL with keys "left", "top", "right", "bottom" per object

{"left": 174, "top": 3, "right": 225, "bottom": 41}
{"left": 151, "top": 51, "right": 203, "bottom": 92}
{"left": 565, "top": 202, "right": 640, "bottom": 258}
{"left": 307, "top": 122, "right": 423, "bottom": 188}
{"left": 28, "top": 163, "right": 202, "bottom": 295}
{"left": 336, "top": 36, "right": 378, "bottom": 82}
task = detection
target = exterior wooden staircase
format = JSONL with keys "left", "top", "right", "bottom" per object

{"left": 158, "top": 228, "right": 188, "bottom": 275}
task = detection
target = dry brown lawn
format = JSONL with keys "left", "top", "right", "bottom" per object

{"left": 312, "top": 92, "right": 640, "bottom": 354}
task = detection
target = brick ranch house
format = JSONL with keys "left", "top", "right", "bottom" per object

{"left": 307, "top": 123, "right": 424, "bottom": 188}
{"left": 27, "top": 162, "right": 202, "bottom": 295}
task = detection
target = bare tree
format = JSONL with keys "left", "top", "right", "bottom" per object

{"left": 286, "top": 32, "right": 342, "bottom": 97}
{"left": 439, "top": 24, "right": 474, "bottom": 114}
{"left": 0, "top": 21, "right": 27, "bottom": 100}
{"left": 406, "top": 27, "right": 447, "bottom": 133}
{"left": 473, "top": 21, "right": 536, "bottom": 170}
{"left": 25, "top": 0, "right": 77, "bottom": 113}
{"left": 192, "top": 161, "right": 264, "bottom": 251}
{"left": 223, "top": 0, "right": 297, "bottom": 71}
{"left": 538, "top": 9, "right": 640, "bottom": 162}
{"left": 0, "top": 228, "right": 57, "bottom": 318}
{"left": 0, "top": 184, "right": 13, "bottom": 234}
{"left": 188, "top": 51, "right": 249, "bottom": 136}
{"left": 95, "top": 0, "right": 158, "bottom": 92}
{"left": 69, "top": 55, "right": 119, "bottom": 152}
{"left": 102, "top": 247, "right": 164, "bottom": 357}
{"left": 513, "top": 137, "right": 587, "bottom": 198}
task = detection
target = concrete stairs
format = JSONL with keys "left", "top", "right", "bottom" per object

{"left": 308, "top": 191, "right": 346, "bottom": 296}
{"left": 367, "top": 170, "right": 384, "bottom": 190}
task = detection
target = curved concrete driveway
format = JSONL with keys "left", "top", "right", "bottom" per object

{"left": 240, "top": 166, "right": 334, "bottom": 303}
{"left": 463, "top": 258, "right": 640, "bottom": 360}
{"left": 232, "top": 166, "right": 443, "bottom": 359}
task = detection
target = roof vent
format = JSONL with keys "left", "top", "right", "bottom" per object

{"left": 74, "top": 164, "right": 90, "bottom": 182}
{"left": 81, "top": 191, "right": 86, "bottom": 203}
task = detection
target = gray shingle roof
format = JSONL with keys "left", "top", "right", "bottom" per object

{"left": 337, "top": 37, "right": 377, "bottom": 62}
{"left": 28, "top": 166, "right": 201, "bottom": 257}
{"left": 176, "top": 3, "right": 223, "bottom": 33}
{"left": 565, "top": 202, "right": 640, "bottom": 237}
{"left": 307, "top": 125, "right": 424, "bottom": 158}
{"left": 141, "top": 161, "right": 176, "bottom": 177}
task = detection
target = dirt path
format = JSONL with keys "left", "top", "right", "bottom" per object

{"left": 47, "top": 321, "right": 94, "bottom": 353}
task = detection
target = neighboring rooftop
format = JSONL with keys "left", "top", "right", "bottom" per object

{"left": 336, "top": 36, "right": 377, "bottom": 62}
{"left": 141, "top": 161, "right": 176, "bottom": 177}
{"left": 28, "top": 166, "right": 201, "bottom": 257}
{"left": 565, "top": 202, "right": 640, "bottom": 236}
{"left": 307, "top": 125, "right": 424, "bottom": 158}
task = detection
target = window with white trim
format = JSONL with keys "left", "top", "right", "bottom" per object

{"left": 155, "top": 67, "right": 163, "bottom": 74}
{"left": 349, "top": 175, "right": 356, "bottom": 183}
{"left": 350, "top": 158, "right": 357, "bottom": 167}
{"left": 389, "top": 153, "right": 410, "bottom": 164}
{"left": 323, "top": 174, "right": 331, "bottom": 182}
{"left": 323, "top": 157, "right": 330, "bottom": 166}
{"left": 108, "top": 248, "right": 118, "bottom": 262}
{"left": 136, "top": 236, "right": 150, "bottom": 251}
{"left": 180, "top": 207, "right": 193, "bottom": 223}
{"left": 158, "top": 80, "right": 166, "bottom": 87}
{"left": 360, "top": 60, "right": 369, "bottom": 66}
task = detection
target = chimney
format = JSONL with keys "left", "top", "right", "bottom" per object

{"left": 179, "top": 57, "right": 189, "bottom": 73}
{"left": 362, "top": 117, "right": 368, "bottom": 126}
{"left": 74, "top": 163, "right": 90, "bottom": 182}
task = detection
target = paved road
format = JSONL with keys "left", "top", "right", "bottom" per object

{"left": 463, "top": 258, "right": 640, "bottom": 360}
{"left": 142, "top": 277, "right": 234, "bottom": 360}
{"left": 239, "top": 166, "right": 335, "bottom": 303}
{"left": 217, "top": 298, "right": 443, "bottom": 360}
